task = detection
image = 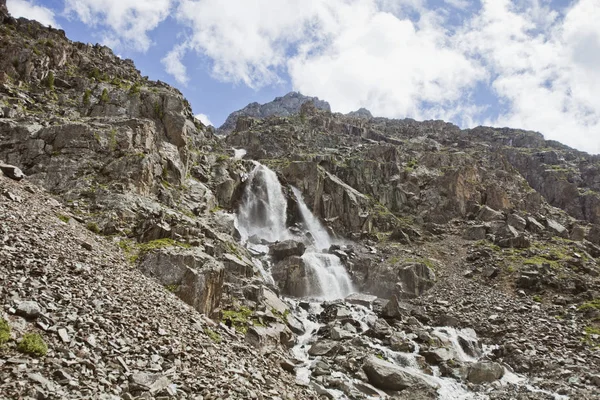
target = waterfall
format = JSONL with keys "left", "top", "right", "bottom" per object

{"left": 236, "top": 161, "right": 354, "bottom": 300}
{"left": 291, "top": 187, "right": 331, "bottom": 250}
{"left": 237, "top": 162, "right": 290, "bottom": 244}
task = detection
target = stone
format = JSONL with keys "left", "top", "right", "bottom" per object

{"left": 467, "top": 362, "right": 505, "bottom": 384}
{"left": 16, "top": 301, "right": 41, "bottom": 319}
{"left": 129, "top": 373, "right": 171, "bottom": 394}
{"left": 587, "top": 225, "right": 600, "bottom": 246}
{"left": 330, "top": 327, "right": 353, "bottom": 340}
{"left": 570, "top": 224, "right": 586, "bottom": 241}
{"left": 507, "top": 214, "right": 527, "bottom": 231}
{"left": 245, "top": 323, "right": 294, "bottom": 352}
{"left": 482, "top": 265, "right": 499, "bottom": 279}
{"left": 546, "top": 219, "right": 568, "bottom": 238}
{"left": 421, "top": 348, "right": 454, "bottom": 364}
{"left": 58, "top": 328, "right": 70, "bottom": 343}
{"left": 308, "top": 340, "right": 339, "bottom": 356}
{"left": 463, "top": 225, "right": 487, "bottom": 240}
{"left": 362, "top": 355, "right": 438, "bottom": 391}
{"left": 0, "top": 163, "right": 25, "bottom": 181}
{"left": 526, "top": 216, "right": 545, "bottom": 233}
{"left": 139, "top": 248, "right": 224, "bottom": 316}
{"left": 381, "top": 295, "right": 413, "bottom": 319}
{"left": 478, "top": 206, "right": 504, "bottom": 222}
{"left": 397, "top": 263, "right": 436, "bottom": 298}
{"left": 269, "top": 240, "right": 306, "bottom": 262}
{"left": 345, "top": 293, "right": 378, "bottom": 308}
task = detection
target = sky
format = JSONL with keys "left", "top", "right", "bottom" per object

{"left": 6, "top": 0, "right": 600, "bottom": 154}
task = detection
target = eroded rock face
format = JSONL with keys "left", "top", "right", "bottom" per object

{"left": 139, "top": 248, "right": 224, "bottom": 316}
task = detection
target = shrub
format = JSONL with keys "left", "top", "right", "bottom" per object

{"left": 83, "top": 89, "right": 91, "bottom": 106}
{"left": 86, "top": 222, "right": 100, "bottom": 234}
{"left": 204, "top": 327, "right": 221, "bottom": 343}
{"left": 46, "top": 71, "right": 55, "bottom": 90}
{"left": 0, "top": 318, "right": 10, "bottom": 345}
{"left": 17, "top": 333, "right": 47, "bottom": 356}
{"left": 100, "top": 88, "right": 109, "bottom": 104}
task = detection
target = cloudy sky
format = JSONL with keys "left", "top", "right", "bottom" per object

{"left": 6, "top": 0, "right": 600, "bottom": 154}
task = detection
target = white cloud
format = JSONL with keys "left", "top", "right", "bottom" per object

{"left": 162, "top": 44, "right": 189, "bottom": 85}
{"left": 460, "top": 0, "right": 600, "bottom": 154}
{"left": 7, "top": 0, "right": 61, "bottom": 28}
{"left": 64, "top": 0, "right": 173, "bottom": 51}
{"left": 443, "top": 0, "right": 470, "bottom": 10}
{"left": 195, "top": 113, "right": 213, "bottom": 127}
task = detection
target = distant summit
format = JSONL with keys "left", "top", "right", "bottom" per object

{"left": 346, "top": 107, "right": 373, "bottom": 119}
{"left": 218, "top": 91, "right": 330, "bottom": 134}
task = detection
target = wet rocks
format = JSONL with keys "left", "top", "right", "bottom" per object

{"left": 269, "top": 240, "right": 306, "bottom": 261}
{"left": 466, "top": 361, "right": 505, "bottom": 384}
{"left": 362, "top": 355, "right": 437, "bottom": 391}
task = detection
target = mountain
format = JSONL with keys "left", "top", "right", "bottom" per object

{"left": 1, "top": 5, "right": 600, "bottom": 399}
{"left": 217, "top": 91, "right": 330, "bottom": 134}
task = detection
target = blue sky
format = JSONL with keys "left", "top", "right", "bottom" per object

{"left": 6, "top": 0, "right": 600, "bottom": 154}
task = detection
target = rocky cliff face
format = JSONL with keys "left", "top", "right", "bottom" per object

{"left": 217, "top": 91, "right": 331, "bottom": 134}
{"left": 1, "top": 9, "right": 600, "bottom": 400}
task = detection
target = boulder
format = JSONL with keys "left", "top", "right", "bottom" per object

{"left": 478, "top": 206, "right": 504, "bottom": 222}
{"left": 463, "top": 225, "right": 487, "bottom": 241}
{"left": 271, "top": 256, "right": 310, "bottom": 297}
{"left": 587, "top": 225, "right": 600, "bottom": 246}
{"left": 330, "top": 327, "right": 354, "bottom": 340}
{"left": 308, "top": 340, "right": 339, "bottom": 356}
{"left": 269, "top": 240, "right": 306, "bottom": 262}
{"left": 507, "top": 214, "right": 527, "bottom": 231}
{"left": 570, "top": 224, "right": 587, "bottom": 241}
{"left": 139, "top": 248, "right": 224, "bottom": 316}
{"left": 546, "top": 219, "right": 568, "bottom": 238}
{"left": 345, "top": 293, "right": 378, "bottom": 308}
{"left": 362, "top": 355, "right": 438, "bottom": 391}
{"left": 466, "top": 361, "right": 504, "bottom": 384}
{"left": 0, "top": 163, "right": 25, "bottom": 181}
{"left": 397, "top": 263, "right": 436, "bottom": 298}
{"left": 16, "top": 301, "right": 41, "bottom": 319}
{"left": 245, "top": 323, "right": 294, "bottom": 352}
{"left": 526, "top": 216, "right": 545, "bottom": 233}
{"left": 381, "top": 295, "right": 414, "bottom": 319}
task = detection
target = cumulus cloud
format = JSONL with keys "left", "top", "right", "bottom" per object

{"left": 195, "top": 113, "right": 213, "bottom": 127}
{"left": 7, "top": 0, "right": 61, "bottom": 28}
{"left": 66, "top": 0, "right": 597, "bottom": 154}
{"left": 64, "top": 0, "right": 173, "bottom": 51}
{"left": 461, "top": 0, "right": 600, "bottom": 154}
{"left": 162, "top": 44, "right": 189, "bottom": 85}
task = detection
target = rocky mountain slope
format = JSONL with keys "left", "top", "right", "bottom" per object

{"left": 1, "top": 3, "right": 600, "bottom": 400}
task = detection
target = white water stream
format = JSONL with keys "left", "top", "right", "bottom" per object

{"left": 235, "top": 160, "right": 566, "bottom": 400}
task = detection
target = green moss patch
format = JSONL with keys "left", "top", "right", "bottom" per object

{"left": 18, "top": 333, "right": 48, "bottom": 356}
{"left": 0, "top": 318, "right": 10, "bottom": 345}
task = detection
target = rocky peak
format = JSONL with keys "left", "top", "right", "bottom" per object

{"left": 218, "top": 91, "right": 330, "bottom": 134}
{"left": 346, "top": 107, "right": 373, "bottom": 119}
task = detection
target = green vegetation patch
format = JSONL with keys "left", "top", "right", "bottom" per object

{"left": 56, "top": 213, "right": 70, "bottom": 223}
{"left": 204, "top": 327, "right": 222, "bottom": 343}
{"left": 0, "top": 318, "right": 10, "bottom": 345}
{"left": 582, "top": 326, "right": 600, "bottom": 348}
{"left": 578, "top": 299, "right": 600, "bottom": 312}
{"left": 222, "top": 307, "right": 253, "bottom": 334}
{"left": 18, "top": 333, "right": 48, "bottom": 356}
{"left": 86, "top": 222, "right": 100, "bottom": 234}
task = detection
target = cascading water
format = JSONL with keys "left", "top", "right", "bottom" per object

{"left": 235, "top": 159, "right": 565, "bottom": 400}
{"left": 237, "top": 162, "right": 290, "bottom": 244}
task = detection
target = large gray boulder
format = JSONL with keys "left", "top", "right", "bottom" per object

{"left": 139, "top": 248, "right": 224, "bottom": 316}
{"left": 397, "top": 263, "right": 436, "bottom": 298}
{"left": 467, "top": 361, "right": 505, "bottom": 384}
{"left": 269, "top": 240, "right": 306, "bottom": 262}
{"left": 362, "top": 355, "right": 437, "bottom": 391}
{"left": 0, "top": 163, "right": 25, "bottom": 181}
{"left": 245, "top": 323, "right": 294, "bottom": 353}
